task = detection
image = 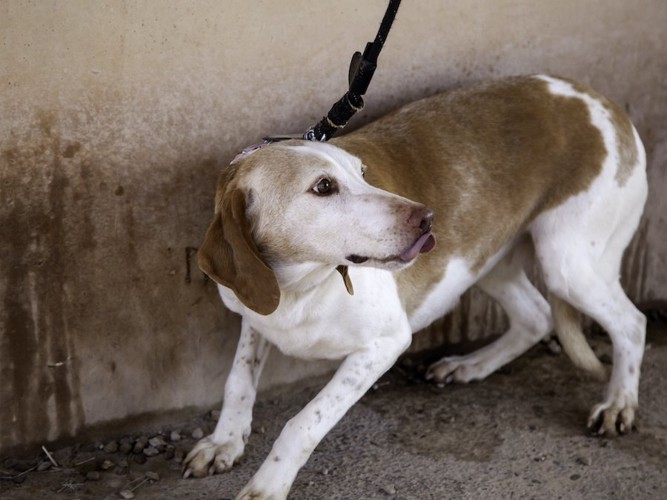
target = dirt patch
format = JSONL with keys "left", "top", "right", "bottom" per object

{"left": 2, "top": 319, "right": 666, "bottom": 500}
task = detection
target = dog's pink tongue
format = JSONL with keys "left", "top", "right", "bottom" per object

{"left": 400, "top": 233, "right": 436, "bottom": 262}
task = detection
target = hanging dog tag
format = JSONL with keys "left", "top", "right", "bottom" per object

{"left": 336, "top": 265, "right": 354, "bottom": 296}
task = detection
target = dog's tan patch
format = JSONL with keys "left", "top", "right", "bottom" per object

{"left": 561, "top": 78, "right": 639, "bottom": 186}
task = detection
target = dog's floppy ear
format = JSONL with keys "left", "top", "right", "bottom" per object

{"left": 198, "top": 188, "right": 280, "bottom": 315}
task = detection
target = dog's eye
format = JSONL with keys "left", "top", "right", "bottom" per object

{"left": 313, "top": 178, "right": 336, "bottom": 196}
{"left": 361, "top": 165, "right": 367, "bottom": 178}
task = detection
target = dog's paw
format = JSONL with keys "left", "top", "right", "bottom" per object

{"left": 425, "top": 355, "right": 487, "bottom": 384}
{"left": 235, "top": 482, "right": 287, "bottom": 500}
{"left": 235, "top": 489, "right": 276, "bottom": 500}
{"left": 587, "top": 398, "right": 637, "bottom": 436}
{"left": 182, "top": 435, "right": 244, "bottom": 478}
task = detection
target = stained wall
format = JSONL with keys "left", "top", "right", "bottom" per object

{"left": 1, "top": 0, "right": 665, "bottom": 454}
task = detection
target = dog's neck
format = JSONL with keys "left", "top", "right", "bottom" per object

{"left": 273, "top": 262, "right": 344, "bottom": 295}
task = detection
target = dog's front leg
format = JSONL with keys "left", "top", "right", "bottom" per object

{"left": 236, "top": 332, "right": 410, "bottom": 500}
{"left": 184, "top": 320, "right": 270, "bottom": 478}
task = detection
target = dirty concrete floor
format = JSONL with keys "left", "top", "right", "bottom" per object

{"left": 2, "top": 319, "right": 667, "bottom": 500}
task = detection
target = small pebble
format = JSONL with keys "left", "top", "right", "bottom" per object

{"left": 143, "top": 447, "right": 160, "bottom": 457}
{"left": 133, "top": 454, "right": 147, "bottom": 465}
{"left": 37, "top": 461, "right": 52, "bottom": 472}
{"left": 149, "top": 436, "right": 167, "bottom": 449}
{"left": 133, "top": 436, "right": 148, "bottom": 454}
{"left": 104, "top": 441, "right": 119, "bottom": 453}
{"left": 570, "top": 474, "right": 581, "bottom": 481}
{"left": 164, "top": 445, "right": 175, "bottom": 460}
{"left": 547, "top": 339, "right": 562, "bottom": 355}
{"left": 380, "top": 483, "right": 397, "bottom": 495}
{"left": 100, "top": 459, "right": 115, "bottom": 471}
{"left": 576, "top": 455, "right": 592, "bottom": 466}
{"left": 119, "top": 490, "right": 135, "bottom": 499}
{"left": 169, "top": 431, "right": 181, "bottom": 442}
{"left": 191, "top": 428, "right": 204, "bottom": 440}
{"left": 146, "top": 471, "right": 160, "bottom": 481}
{"left": 12, "top": 475, "right": 25, "bottom": 484}
{"left": 86, "top": 471, "right": 101, "bottom": 481}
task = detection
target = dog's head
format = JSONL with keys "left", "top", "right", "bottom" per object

{"left": 198, "top": 140, "right": 435, "bottom": 315}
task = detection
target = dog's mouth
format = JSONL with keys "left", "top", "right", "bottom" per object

{"left": 399, "top": 231, "right": 436, "bottom": 262}
{"left": 346, "top": 231, "right": 436, "bottom": 265}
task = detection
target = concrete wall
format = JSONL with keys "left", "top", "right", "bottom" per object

{"left": 1, "top": 0, "right": 665, "bottom": 455}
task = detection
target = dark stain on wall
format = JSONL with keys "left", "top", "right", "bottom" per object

{"left": 0, "top": 110, "right": 88, "bottom": 449}
{"left": 1, "top": 92, "right": 236, "bottom": 455}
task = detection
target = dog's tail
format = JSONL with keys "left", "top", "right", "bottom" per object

{"left": 550, "top": 294, "right": 608, "bottom": 381}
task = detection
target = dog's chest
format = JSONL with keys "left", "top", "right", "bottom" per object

{"left": 221, "top": 269, "right": 411, "bottom": 360}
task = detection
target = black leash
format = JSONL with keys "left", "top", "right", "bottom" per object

{"left": 303, "top": 0, "right": 402, "bottom": 142}
{"left": 253, "top": 0, "right": 400, "bottom": 153}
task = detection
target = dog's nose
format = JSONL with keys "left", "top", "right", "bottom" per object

{"left": 408, "top": 206, "right": 434, "bottom": 234}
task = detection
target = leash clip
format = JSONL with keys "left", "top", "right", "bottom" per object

{"left": 230, "top": 134, "right": 303, "bottom": 164}
{"left": 304, "top": 0, "right": 402, "bottom": 142}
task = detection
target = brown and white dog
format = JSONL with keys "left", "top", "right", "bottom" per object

{"left": 184, "top": 75, "right": 647, "bottom": 499}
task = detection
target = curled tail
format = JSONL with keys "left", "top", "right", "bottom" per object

{"left": 550, "top": 294, "right": 608, "bottom": 381}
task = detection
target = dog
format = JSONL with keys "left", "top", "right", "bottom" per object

{"left": 183, "top": 75, "right": 647, "bottom": 499}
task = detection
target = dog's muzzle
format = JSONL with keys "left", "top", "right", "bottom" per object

{"left": 346, "top": 206, "right": 436, "bottom": 265}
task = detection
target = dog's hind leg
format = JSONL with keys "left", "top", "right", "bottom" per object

{"left": 532, "top": 154, "right": 647, "bottom": 435}
{"left": 184, "top": 320, "right": 270, "bottom": 478}
{"left": 536, "top": 241, "right": 646, "bottom": 435}
{"left": 426, "top": 242, "right": 552, "bottom": 384}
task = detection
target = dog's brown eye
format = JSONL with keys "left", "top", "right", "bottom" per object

{"left": 313, "top": 178, "right": 335, "bottom": 195}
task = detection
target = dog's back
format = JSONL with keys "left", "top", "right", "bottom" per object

{"left": 333, "top": 75, "right": 646, "bottom": 320}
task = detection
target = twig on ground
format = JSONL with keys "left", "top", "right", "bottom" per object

{"left": 41, "top": 445, "right": 59, "bottom": 468}
{"left": 74, "top": 456, "right": 96, "bottom": 467}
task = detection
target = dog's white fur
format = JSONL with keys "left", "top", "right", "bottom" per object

{"left": 185, "top": 75, "right": 648, "bottom": 499}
